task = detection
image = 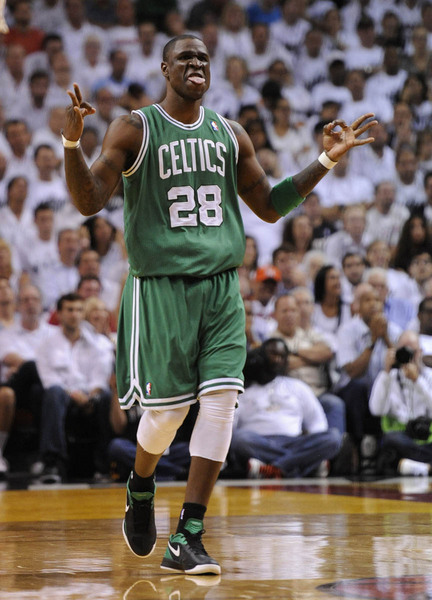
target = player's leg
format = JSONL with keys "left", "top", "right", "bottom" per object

{"left": 123, "top": 406, "right": 189, "bottom": 557}
{"left": 117, "top": 275, "right": 200, "bottom": 558}
{"left": 161, "top": 269, "right": 246, "bottom": 575}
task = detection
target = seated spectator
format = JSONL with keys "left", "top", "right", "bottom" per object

{"left": 370, "top": 330, "right": 432, "bottom": 477}
{"left": 341, "top": 251, "right": 366, "bottom": 304}
{"left": 271, "top": 292, "right": 345, "bottom": 436}
{"left": 76, "top": 248, "right": 121, "bottom": 314}
{"left": 83, "top": 296, "right": 114, "bottom": 344}
{"left": 238, "top": 235, "right": 258, "bottom": 282}
{"left": 38, "top": 228, "right": 80, "bottom": 311}
{"left": 349, "top": 122, "right": 397, "bottom": 187}
{"left": 82, "top": 214, "right": 128, "bottom": 285}
{"left": 30, "top": 144, "right": 69, "bottom": 212}
{"left": 246, "top": 22, "right": 293, "bottom": 92}
{"left": 405, "top": 251, "right": 432, "bottom": 309}
{"left": 4, "top": 0, "right": 45, "bottom": 55}
{"left": 34, "top": 293, "right": 114, "bottom": 483}
{"left": 0, "top": 176, "right": 34, "bottom": 257}
{"left": 204, "top": 55, "right": 261, "bottom": 121}
{"left": 273, "top": 244, "right": 306, "bottom": 296}
{"left": 312, "top": 264, "right": 352, "bottom": 340}
{"left": 300, "top": 249, "right": 327, "bottom": 291}
{"left": 301, "top": 192, "right": 336, "bottom": 252}
{"left": 250, "top": 265, "right": 281, "bottom": 342}
{"left": 18, "top": 202, "right": 58, "bottom": 290}
{"left": 391, "top": 213, "right": 432, "bottom": 273}
{"left": 282, "top": 214, "right": 313, "bottom": 263}
{"left": 93, "top": 48, "right": 131, "bottom": 100}
{"left": 336, "top": 284, "right": 401, "bottom": 471}
{"left": 366, "top": 239, "right": 417, "bottom": 302}
{"left": 4, "top": 118, "right": 37, "bottom": 183}
{"left": 0, "top": 284, "right": 54, "bottom": 476}
{"left": 393, "top": 143, "right": 426, "bottom": 210}
{"left": 365, "top": 267, "right": 416, "bottom": 330}
{"left": 32, "top": 105, "right": 67, "bottom": 164}
{"left": 315, "top": 157, "right": 374, "bottom": 224}
{"left": 325, "top": 205, "right": 370, "bottom": 268}
{"left": 9, "top": 70, "right": 51, "bottom": 133}
{"left": 365, "top": 181, "right": 410, "bottom": 250}
{"left": 230, "top": 338, "right": 341, "bottom": 478}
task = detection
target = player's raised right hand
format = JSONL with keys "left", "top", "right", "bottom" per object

{"left": 65, "top": 82, "right": 96, "bottom": 141}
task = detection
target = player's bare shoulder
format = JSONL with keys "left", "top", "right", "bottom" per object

{"left": 226, "top": 118, "right": 255, "bottom": 158}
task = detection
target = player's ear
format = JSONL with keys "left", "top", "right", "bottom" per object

{"left": 161, "top": 61, "right": 169, "bottom": 80}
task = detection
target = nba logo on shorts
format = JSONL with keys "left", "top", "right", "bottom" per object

{"left": 210, "top": 120, "right": 219, "bottom": 131}
{"left": 146, "top": 382, "right": 152, "bottom": 396}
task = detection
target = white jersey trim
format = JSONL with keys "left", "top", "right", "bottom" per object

{"left": 218, "top": 115, "right": 239, "bottom": 164}
{"left": 123, "top": 110, "right": 149, "bottom": 177}
{"left": 154, "top": 103, "right": 205, "bottom": 129}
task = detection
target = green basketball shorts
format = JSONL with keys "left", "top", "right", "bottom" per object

{"left": 116, "top": 269, "right": 246, "bottom": 410}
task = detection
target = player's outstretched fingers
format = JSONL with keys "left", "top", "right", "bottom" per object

{"left": 350, "top": 113, "right": 376, "bottom": 131}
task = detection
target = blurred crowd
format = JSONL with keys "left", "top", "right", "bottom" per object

{"left": 3, "top": 0, "right": 432, "bottom": 483}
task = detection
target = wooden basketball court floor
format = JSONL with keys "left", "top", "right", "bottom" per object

{"left": 1, "top": 476, "right": 432, "bottom": 600}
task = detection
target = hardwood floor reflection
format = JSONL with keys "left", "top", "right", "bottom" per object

{"left": 1, "top": 479, "right": 432, "bottom": 599}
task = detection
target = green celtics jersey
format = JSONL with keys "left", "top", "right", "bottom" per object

{"left": 122, "top": 104, "right": 245, "bottom": 278}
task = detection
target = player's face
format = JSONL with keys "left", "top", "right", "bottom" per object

{"left": 162, "top": 38, "right": 210, "bottom": 101}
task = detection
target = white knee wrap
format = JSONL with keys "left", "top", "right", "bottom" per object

{"left": 189, "top": 391, "right": 238, "bottom": 462}
{"left": 136, "top": 405, "right": 190, "bottom": 455}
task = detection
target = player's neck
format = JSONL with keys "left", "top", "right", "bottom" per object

{"left": 159, "top": 96, "right": 202, "bottom": 125}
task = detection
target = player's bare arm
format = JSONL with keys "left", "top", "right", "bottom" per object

{"left": 233, "top": 113, "right": 377, "bottom": 223}
{"left": 63, "top": 83, "right": 142, "bottom": 216}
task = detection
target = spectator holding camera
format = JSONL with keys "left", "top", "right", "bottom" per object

{"left": 370, "top": 331, "right": 432, "bottom": 476}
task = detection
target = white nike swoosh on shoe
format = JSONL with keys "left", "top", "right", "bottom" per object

{"left": 125, "top": 504, "right": 130, "bottom": 512}
{"left": 168, "top": 541, "right": 181, "bottom": 557}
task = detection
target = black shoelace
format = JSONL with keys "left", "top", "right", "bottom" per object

{"left": 183, "top": 528, "right": 209, "bottom": 556}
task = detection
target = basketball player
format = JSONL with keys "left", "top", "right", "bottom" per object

{"left": 62, "top": 35, "right": 377, "bottom": 575}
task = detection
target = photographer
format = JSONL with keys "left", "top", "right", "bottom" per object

{"left": 369, "top": 331, "right": 432, "bottom": 476}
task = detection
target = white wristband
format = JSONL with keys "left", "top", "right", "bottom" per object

{"left": 318, "top": 151, "right": 338, "bottom": 170}
{"left": 61, "top": 133, "right": 80, "bottom": 149}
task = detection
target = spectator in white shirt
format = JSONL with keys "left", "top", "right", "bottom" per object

{"left": 325, "top": 204, "right": 371, "bottom": 267}
{"left": 18, "top": 202, "right": 58, "bottom": 290}
{"left": 349, "top": 122, "right": 396, "bottom": 187}
{"left": 312, "top": 264, "right": 352, "bottom": 340}
{"left": 4, "top": 118, "right": 37, "bottom": 183}
{"left": 270, "top": 0, "right": 310, "bottom": 56}
{"left": 314, "top": 152, "right": 374, "bottom": 223}
{"left": 365, "top": 267, "right": 416, "bottom": 331}
{"left": 365, "top": 180, "right": 410, "bottom": 250}
{"left": 311, "top": 54, "right": 352, "bottom": 114}
{"left": 8, "top": 70, "right": 51, "bottom": 133}
{"left": 336, "top": 284, "right": 401, "bottom": 462}
{"left": 107, "top": 0, "right": 140, "bottom": 58}
{"left": 230, "top": 338, "right": 341, "bottom": 478}
{"left": 271, "top": 292, "right": 345, "bottom": 436}
{"left": 341, "top": 69, "right": 393, "bottom": 126}
{"left": 0, "top": 284, "right": 54, "bottom": 476}
{"left": 344, "top": 14, "right": 384, "bottom": 74}
{"left": 365, "top": 239, "right": 414, "bottom": 302}
{"left": 35, "top": 292, "right": 113, "bottom": 483}
{"left": 38, "top": 227, "right": 80, "bottom": 310}
{"left": 218, "top": 2, "right": 253, "bottom": 59}
{"left": 341, "top": 251, "right": 366, "bottom": 304}
{"left": 0, "top": 176, "right": 34, "bottom": 258}
{"left": 126, "top": 21, "right": 166, "bottom": 102}
{"left": 0, "top": 45, "right": 28, "bottom": 119}
{"left": 246, "top": 22, "right": 294, "bottom": 92}
{"left": 294, "top": 26, "right": 327, "bottom": 93}
{"left": 60, "top": 0, "right": 107, "bottom": 65}
{"left": 30, "top": 144, "right": 69, "bottom": 212}
{"left": 365, "top": 43, "right": 407, "bottom": 104}
{"left": 32, "top": 105, "right": 67, "bottom": 164}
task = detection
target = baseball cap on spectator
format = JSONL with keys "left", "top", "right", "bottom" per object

{"left": 254, "top": 265, "right": 282, "bottom": 282}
